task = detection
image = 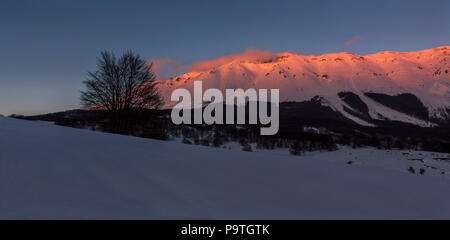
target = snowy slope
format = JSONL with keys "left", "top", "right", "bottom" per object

{"left": 158, "top": 46, "right": 450, "bottom": 126}
{"left": 221, "top": 143, "right": 450, "bottom": 179}
{"left": 0, "top": 116, "right": 449, "bottom": 219}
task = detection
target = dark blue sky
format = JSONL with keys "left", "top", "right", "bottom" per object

{"left": 1, "top": 0, "right": 449, "bottom": 115}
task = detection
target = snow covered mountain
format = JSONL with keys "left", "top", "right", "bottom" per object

{"left": 1, "top": 116, "right": 450, "bottom": 219}
{"left": 158, "top": 46, "right": 450, "bottom": 127}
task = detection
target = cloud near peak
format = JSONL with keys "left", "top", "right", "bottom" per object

{"left": 150, "top": 57, "right": 186, "bottom": 79}
{"left": 344, "top": 35, "right": 362, "bottom": 47}
{"left": 188, "top": 49, "right": 277, "bottom": 72}
{"left": 150, "top": 48, "right": 277, "bottom": 79}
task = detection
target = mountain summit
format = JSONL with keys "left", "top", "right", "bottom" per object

{"left": 158, "top": 46, "right": 450, "bottom": 127}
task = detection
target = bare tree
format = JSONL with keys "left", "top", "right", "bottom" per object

{"left": 81, "top": 50, "right": 163, "bottom": 111}
{"left": 80, "top": 51, "right": 163, "bottom": 133}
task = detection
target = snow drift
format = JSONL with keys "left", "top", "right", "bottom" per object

{"left": 0, "top": 116, "right": 449, "bottom": 219}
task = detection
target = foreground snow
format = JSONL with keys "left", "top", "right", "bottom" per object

{"left": 0, "top": 116, "right": 449, "bottom": 219}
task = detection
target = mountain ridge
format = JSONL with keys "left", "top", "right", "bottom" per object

{"left": 157, "top": 46, "right": 450, "bottom": 127}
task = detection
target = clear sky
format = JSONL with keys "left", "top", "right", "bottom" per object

{"left": 1, "top": 0, "right": 449, "bottom": 116}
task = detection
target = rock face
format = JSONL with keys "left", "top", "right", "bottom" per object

{"left": 157, "top": 46, "right": 450, "bottom": 127}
